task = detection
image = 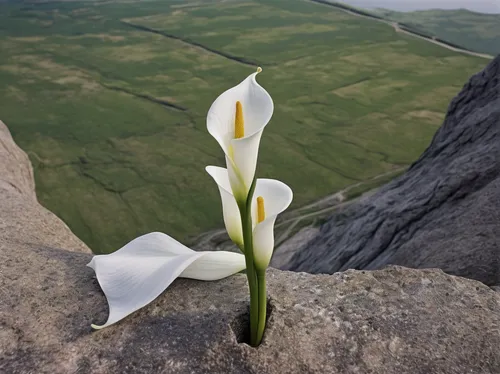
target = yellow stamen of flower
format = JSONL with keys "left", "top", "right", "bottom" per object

{"left": 235, "top": 101, "right": 244, "bottom": 139}
{"left": 257, "top": 66, "right": 262, "bottom": 73}
{"left": 257, "top": 196, "right": 265, "bottom": 223}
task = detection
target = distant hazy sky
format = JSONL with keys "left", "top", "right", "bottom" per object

{"left": 340, "top": 0, "right": 500, "bottom": 13}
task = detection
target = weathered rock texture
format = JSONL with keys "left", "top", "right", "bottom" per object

{"left": 1, "top": 114, "right": 500, "bottom": 373}
{"left": 281, "top": 55, "right": 500, "bottom": 286}
{"left": 0, "top": 121, "right": 90, "bottom": 253}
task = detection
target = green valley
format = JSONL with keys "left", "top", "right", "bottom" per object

{"left": 0, "top": 0, "right": 489, "bottom": 253}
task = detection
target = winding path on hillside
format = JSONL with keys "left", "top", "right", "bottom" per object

{"left": 307, "top": 0, "right": 494, "bottom": 60}
{"left": 390, "top": 22, "right": 493, "bottom": 59}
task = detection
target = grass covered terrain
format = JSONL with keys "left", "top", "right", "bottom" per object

{"left": 374, "top": 8, "right": 500, "bottom": 55}
{"left": 0, "top": 0, "right": 489, "bottom": 253}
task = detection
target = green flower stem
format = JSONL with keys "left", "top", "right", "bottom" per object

{"left": 255, "top": 269, "right": 267, "bottom": 346}
{"left": 239, "top": 180, "right": 259, "bottom": 346}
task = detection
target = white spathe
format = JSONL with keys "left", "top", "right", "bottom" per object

{"left": 206, "top": 166, "right": 293, "bottom": 269}
{"left": 206, "top": 165, "right": 243, "bottom": 248}
{"left": 251, "top": 179, "right": 293, "bottom": 270}
{"left": 207, "top": 69, "right": 273, "bottom": 201}
{"left": 88, "top": 232, "right": 245, "bottom": 329}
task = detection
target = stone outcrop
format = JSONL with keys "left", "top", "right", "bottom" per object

{"left": 1, "top": 116, "right": 500, "bottom": 373}
{"left": 0, "top": 121, "right": 90, "bottom": 253}
{"left": 280, "top": 55, "right": 500, "bottom": 286}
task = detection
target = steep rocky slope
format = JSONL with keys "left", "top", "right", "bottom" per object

{"left": 280, "top": 55, "right": 500, "bottom": 286}
{"left": 0, "top": 121, "right": 90, "bottom": 253}
{"left": 1, "top": 118, "right": 500, "bottom": 372}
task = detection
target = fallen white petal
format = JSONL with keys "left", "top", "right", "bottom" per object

{"left": 180, "top": 251, "right": 246, "bottom": 281}
{"left": 88, "top": 232, "right": 245, "bottom": 329}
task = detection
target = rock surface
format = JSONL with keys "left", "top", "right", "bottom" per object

{"left": 2, "top": 120, "right": 500, "bottom": 373}
{"left": 280, "top": 55, "right": 500, "bottom": 286}
{"left": 0, "top": 121, "right": 90, "bottom": 253}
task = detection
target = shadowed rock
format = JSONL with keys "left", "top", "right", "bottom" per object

{"left": 1, "top": 114, "right": 500, "bottom": 372}
{"left": 279, "top": 55, "right": 500, "bottom": 286}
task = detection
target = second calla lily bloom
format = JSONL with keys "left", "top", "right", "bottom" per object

{"left": 207, "top": 68, "right": 273, "bottom": 203}
{"left": 206, "top": 166, "right": 293, "bottom": 269}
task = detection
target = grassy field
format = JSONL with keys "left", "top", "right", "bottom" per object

{"left": 0, "top": 0, "right": 489, "bottom": 254}
{"left": 373, "top": 8, "right": 500, "bottom": 55}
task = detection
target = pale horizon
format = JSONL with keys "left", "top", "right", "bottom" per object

{"left": 339, "top": 0, "right": 500, "bottom": 14}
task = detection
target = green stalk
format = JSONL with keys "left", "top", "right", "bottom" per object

{"left": 255, "top": 269, "right": 267, "bottom": 346}
{"left": 239, "top": 179, "right": 259, "bottom": 346}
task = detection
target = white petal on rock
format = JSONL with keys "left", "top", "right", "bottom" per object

{"left": 206, "top": 166, "right": 243, "bottom": 246}
{"left": 93, "top": 231, "right": 195, "bottom": 258}
{"left": 88, "top": 232, "right": 245, "bottom": 329}
{"left": 180, "top": 251, "right": 246, "bottom": 281}
{"left": 89, "top": 251, "right": 199, "bottom": 329}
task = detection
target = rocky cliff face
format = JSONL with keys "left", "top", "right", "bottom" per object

{"left": 0, "top": 121, "right": 90, "bottom": 253}
{"left": 280, "top": 55, "right": 500, "bottom": 286}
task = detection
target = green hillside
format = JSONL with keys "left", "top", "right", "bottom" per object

{"left": 0, "top": 0, "right": 489, "bottom": 253}
{"left": 374, "top": 8, "right": 500, "bottom": 55}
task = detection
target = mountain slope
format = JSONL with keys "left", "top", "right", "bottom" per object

{"left": 280, "top": 55, "right": 500, "bottom": 286}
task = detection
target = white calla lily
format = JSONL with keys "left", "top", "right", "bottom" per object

{"left": 207, "top": 68, "right": 273, "bottom": 202}
{"left": 88, "top": 232, "right": 245, "bottom": 329}
{"left": 251, "top": 179, "right": 293, "bottom": 270}
{"left": 206, "top": 165, "right": 243, "bottom": 248}
{"left": 206, "top": 166, "right": 292, "bottom": 269}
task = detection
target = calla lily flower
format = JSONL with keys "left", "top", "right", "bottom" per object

{"left": 206, "top": 166, "right": 293, "bottom": 270}
{"left": 88, "top": 232, "right": 245, "bottom": 329}
{"left": 207, "top": 68, "right": 274, "bottom": 202}
{"left": 206, "top": 165, "right": 244, "bottom": 249}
